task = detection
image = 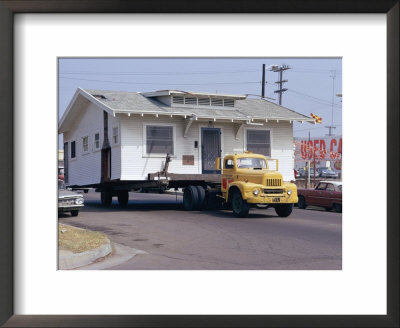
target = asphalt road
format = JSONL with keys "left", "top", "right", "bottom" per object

{"left": 59, "top": 190, "right": 342, "bottom": 270}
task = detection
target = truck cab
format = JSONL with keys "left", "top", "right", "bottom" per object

{"left": 217, "top": 152, "right": 298, "bottom": 217}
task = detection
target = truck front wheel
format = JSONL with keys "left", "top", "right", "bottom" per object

{"left": 231, "top": 190, "right": 250, "bottom": 218}
{"left": 275, "top": 204, "right": 293, "bottom": 217}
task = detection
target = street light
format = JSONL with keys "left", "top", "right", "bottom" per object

{"left": 262, "top": 64, "right": 279, "bottom": 98}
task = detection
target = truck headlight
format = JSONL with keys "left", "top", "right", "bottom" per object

{"left": 75, "top": 198, "right": 84, "bottom": 205}
{"left": 287, "top": 189, "right": 292, "bottom": 195}
{"left": 253, "top": 189, "right": 259, "bottom": 196}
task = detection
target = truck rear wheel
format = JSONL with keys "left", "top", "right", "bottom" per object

{"left": 231, "top": 190, "right": 250, "bottom": 218}
{"left": 183, "top": 186, "right": 199, "bottom": 211}
{"left": 275, "top": 204, "right": 293, "bottom": 217}
{"left": 118, "top": 191, "right": 129, "bottom": 207}
{"left": 101, "top": 191, "right": 112, "bottom": 206}
{"left": 195, "top": 186, "right": 206, "bottom": 210}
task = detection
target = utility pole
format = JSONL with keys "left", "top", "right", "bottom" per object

{"left": 325, "top": 70, "right": 336, "bottom": 136}
{"left": 261, "top": 64, "right": 278, "bottom": 99}
{"left": 274, "top": 64, "right": 290, "bottom": 105}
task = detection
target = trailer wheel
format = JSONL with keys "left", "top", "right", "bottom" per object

{"left": 118, "top": 191, "right": 129, "bottom": 207}
{"left": 101, "top": 191, "right": 112, "bottom": 206}
{"left": 195, "top": 186, "right": 206, "bottom": 210}
{"left": 275, "top": 204, "right": 293, "bottom": 217}
{"left": 183, "top": 186, "right": 199, "bottom": 211}
{"left": 231, "top": 190, "right": 250, "bottom": 218}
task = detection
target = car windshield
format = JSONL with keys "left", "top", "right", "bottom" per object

{"left": 58, "top": 180, "right": 65, "bottom": 190}
{"left": 236, "top": 157, "right": 267, "bottom": 169}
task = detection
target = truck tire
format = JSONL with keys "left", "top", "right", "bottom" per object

{"left": 70, "top": 210, "right": 79, "bottom": 217}
{"left": 297, "top": 195, "right": 306, "bottom": 209}
{"left": 183, "top": 186, "right": 199, "bottom": 211}
{"left": 118, "top": 191, "right": 129, "bottom": 207}
{"left": 231, "top": 189, "right": 250, "bottom": 218}
{"left": 333, "top": 203, "right": 342, "bottom": 213}
{"left": 101, "top": 191, "right": 112, "bottom": 206}
{"left": 195, "top": 186, "right": 206, "bottom": 210}
{"left": 275, "top": 204, "right": 293, "bottom": 217}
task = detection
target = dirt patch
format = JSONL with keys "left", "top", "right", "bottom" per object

{"left": 59, "top": 223, "right": 109, "bottom": 253}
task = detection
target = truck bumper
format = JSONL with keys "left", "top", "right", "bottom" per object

{"left": 245, "top": 195, "right": 298, "bottom": 205}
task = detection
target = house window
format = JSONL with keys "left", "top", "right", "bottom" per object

{"left": 94, "top": 132, "right": 100, "bottom": 150}
{"left": 246, "top": 130, "right": 271, "bottom": 157}
{"left": 112, "top": 126, "right": 119, "bottom": 145}
{"left": 71, "top": 141, "right": 76, "bottom": 159}
{"left": 146, "top": 125, "right": 174, "bottom": 155}
{"left": 82, "top": 136, "right": 89, "bottom": 153}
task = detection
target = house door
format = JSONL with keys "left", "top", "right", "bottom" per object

{"left": 201, "top": 128, "right": 221, "bottom": 174}
{"left": 63, "top": 142, "right": 68, "bottom": 184}
{"left": 101, "top": 148, "right": 111, "bottom": 181}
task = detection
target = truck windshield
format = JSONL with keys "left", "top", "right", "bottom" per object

{"left": 236, "top": 157, "right": 267, "bottom": 169}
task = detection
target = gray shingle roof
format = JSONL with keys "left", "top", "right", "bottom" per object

{"left": 83, "top": 89, "right": 312, "bottom": 121}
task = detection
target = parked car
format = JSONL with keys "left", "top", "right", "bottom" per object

{"left": 294, "top": 168, "right": 300, "bottom": 179}
{"left": 299, "top": 167, "right": 319, "bottom": 178}
{"left": 58, "top": 179, "right": 84, "bottom": 216}
{"left": 297, "top": 181, "right": 342, "bottom": 212}
{"left": 316, "top": 167, "right": 339, "bottom": 178}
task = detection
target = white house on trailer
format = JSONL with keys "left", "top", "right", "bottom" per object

{"left": 58, "top": 88, "right": 314, "bottom": 187}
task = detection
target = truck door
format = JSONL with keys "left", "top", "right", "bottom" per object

{"left": 201, "top": 128, "right": 221, "bottom": 174}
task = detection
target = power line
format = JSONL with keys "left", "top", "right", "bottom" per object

{"left": 286, "top": 89, "right": 341, "bottom": 108}
{"left": 59, "top": 76, "right": 261, "bottom": 86}
{"left": 59, "top": 69, "right": 260, "bottom": 76}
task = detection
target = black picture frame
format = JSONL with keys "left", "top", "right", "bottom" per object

{"left": 0, "top": 1, "right": 398, "bottom": 327}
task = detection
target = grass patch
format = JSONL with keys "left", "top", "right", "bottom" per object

{"left": 59, "top": 223, "right": 109, "bottom": 253}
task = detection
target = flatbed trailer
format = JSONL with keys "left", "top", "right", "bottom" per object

{"left": 68, "top": 172, "right": 223, "bottom": 209}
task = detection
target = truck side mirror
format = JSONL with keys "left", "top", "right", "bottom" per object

{"left": 216, "top": 157, "right": 221, "bottom": 170}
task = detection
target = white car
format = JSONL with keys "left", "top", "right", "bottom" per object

{"left": 58, "top": 180, "right": 84, "bottom": 216}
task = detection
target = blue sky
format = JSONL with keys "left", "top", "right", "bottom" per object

{"left": 58, "top": 58, "right": 342, "bottom": 140}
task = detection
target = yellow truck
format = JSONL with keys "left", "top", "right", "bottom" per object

{"left": 182, "top": 152, "right": 298, "bottom": 218}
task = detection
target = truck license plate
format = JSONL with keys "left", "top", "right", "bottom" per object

{"left": 273, "top": 198, "right": 280, "bottom": 202}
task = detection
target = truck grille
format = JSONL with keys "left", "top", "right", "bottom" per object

{"left": 265, "top": 178, "right": 282, "bottom": 187}
{"left": 263, "top": 189, "right": 285, "bottom": 195}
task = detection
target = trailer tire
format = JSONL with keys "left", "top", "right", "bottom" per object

{"left": 183, "top": 186, "right": 199, "bottom": 211}
{"left": 231, "top": 189, "right": 250, "bottom": 218}
{"left": 195, "top": 186, "right": 206, "bottom": 210}
{"left": 275, "top": 204, "right": 293, "bottom": 217}
{"left": 118, "top": 191, "right": 129, "bottom": 207}
{"left": 101, "top": 191, "right": 112, "bottom": 206}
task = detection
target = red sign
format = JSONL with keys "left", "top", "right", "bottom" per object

{"left": 299, "top": 138, "right": 342, "bottom": 160}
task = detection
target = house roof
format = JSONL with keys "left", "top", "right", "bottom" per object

{"left": 59, "top": 88, "right": 314, "bottom": 133}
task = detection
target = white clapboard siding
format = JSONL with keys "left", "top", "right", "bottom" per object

{"left": 119, "top": 116, "right": 294, "bottom": 181}
{"left": 64, "top": 102, "right": 121, "bottom": 185}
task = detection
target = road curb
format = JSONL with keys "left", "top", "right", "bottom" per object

{"left": 59, "top": 240, "right": 112, "bottom": 270}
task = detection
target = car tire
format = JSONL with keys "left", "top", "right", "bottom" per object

{"left": 70, "top": 210, "right": 79, "bottom": 217}
{"left": 275, "top": 204, "right": 293, "bottom": 217}
{"left": 325, "top": 207, "right": 332, "bottom": 211}
{"left": 183, "top": 186, "right": 199, "bottom": 211}
{"left": 195, "top": 186, "right": 206, "bottom": 210}
{"left": 333, "top": 203, "right": 342, "bottom": 213}
{"left": 298, "top": 195, "right": 307, "bottom": 209}
{"left": 230, "top": 189, "right": 250, "bottom": 218}
{"left": 118, "top": 191, "right": 129, "bottom": 207}
{"left": 101, "top": 191, "right": 112, "bottom": 206}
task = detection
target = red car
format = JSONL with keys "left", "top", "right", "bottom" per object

{"left": 297, "top": 181, "right": 342, "bottom": 213}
